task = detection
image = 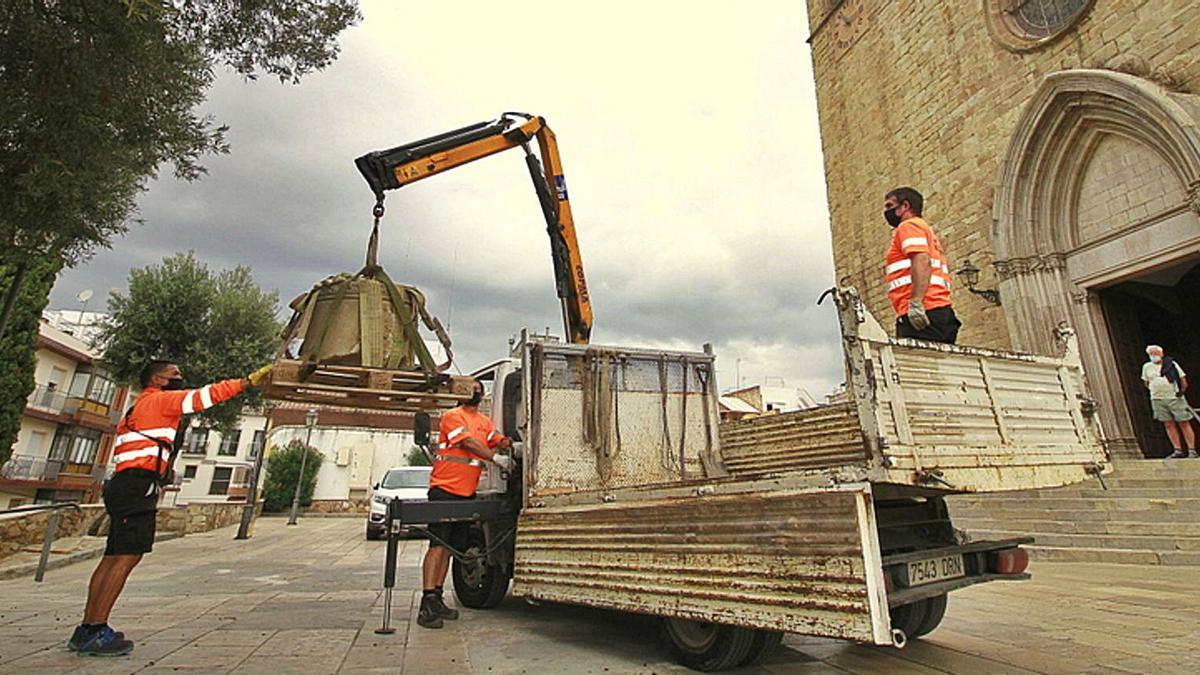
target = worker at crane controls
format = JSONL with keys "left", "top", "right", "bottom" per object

{"left": 68, "top": 359, "right": 273, "bottom": 657}
{"left": 883, "top": 187, "right": 961, "bottom": 344}
{"left": 419, "top": 379, "right": 514, "bottom": 629}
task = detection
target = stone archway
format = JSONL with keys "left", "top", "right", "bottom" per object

{"left": 992, "top": 69, "right": 1200, "bottom": 457}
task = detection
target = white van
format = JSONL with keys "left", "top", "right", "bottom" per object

{"left": 366, "top": 466, "right": 432, "bottom": 540}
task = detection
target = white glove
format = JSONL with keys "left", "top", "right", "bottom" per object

{"left": 493, "top": 454, "right": 514, "bottom": 473}
{"left": 907, "top": 300, "right": 930, "bottom": 331}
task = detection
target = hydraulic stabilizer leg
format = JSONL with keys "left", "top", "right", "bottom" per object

{"left": 375, "top": 499, "right": 401, "bottom": 635}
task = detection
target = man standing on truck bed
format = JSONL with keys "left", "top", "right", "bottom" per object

{"left": 883, "top": 187, "right": 961, "bottom": 344}
{"left": 419, "top": 379, "right": 514, "bottom": 629}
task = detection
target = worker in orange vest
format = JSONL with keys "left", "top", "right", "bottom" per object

{"left": 883, "top": 187, "right": 961, "bottom": 344}
{"left": 418, "top": 379, "right": 514, "bottom": 629}
{"left": 69, "top": 359, "right": 272, "bottom": 656}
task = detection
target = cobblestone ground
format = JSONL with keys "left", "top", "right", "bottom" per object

{"left": 1, "top": 517, "right": 1198, "bottom": 674}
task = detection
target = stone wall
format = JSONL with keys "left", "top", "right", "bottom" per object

{"left": 305, "top": 498, "right": 369, "bottom": 515}
{"left": 182, "top": 501, "right": 262, "bottom": 534}
{"left": 0, "top": 504, "right": 106, "bottom": 560}
{"left": 804, "top": 0, "right": 1200, "bottom": 349}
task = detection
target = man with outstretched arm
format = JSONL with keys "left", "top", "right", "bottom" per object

{"left": 69, "top": 359, "right": 273, "bottom": 656}
{"left": 418, "top": 379, "right": 514, "bottom": 629}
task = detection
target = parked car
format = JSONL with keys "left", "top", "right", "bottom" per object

{"left": 366, "top": 465, "right": 432, "bottom": 540}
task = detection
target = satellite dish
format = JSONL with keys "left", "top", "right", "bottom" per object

{"left": 76, "top": 289, "right": 94, "bottom": 303}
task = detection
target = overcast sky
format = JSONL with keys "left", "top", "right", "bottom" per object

{"left": 50, "top": 1, "right": 843, "bottom": 398}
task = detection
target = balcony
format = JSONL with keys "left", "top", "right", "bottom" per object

{"left": 0, "top": 454, "right": 61, "bottom": 482}
{"left": 24, "top": 385, "right": 121, "bottom": 428}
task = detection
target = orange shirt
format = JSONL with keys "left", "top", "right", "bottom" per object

{"left": 430, "top": 406, "right": 507, "bottom": 497}
{"left": 884, "top": 217, "right": 953, "bottom": 316}
{"left": 113, "top": 379, "right": 247, "bottom": 475}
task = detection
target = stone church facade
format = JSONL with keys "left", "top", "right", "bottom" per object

{"left": 805, "top": 0, "right": 1200, "bottom": 457}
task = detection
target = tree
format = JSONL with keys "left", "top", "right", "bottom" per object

{"left": 406, "top": 445, "right": 431, "bottom": 467}
{"left": 98, "top": 252, "right": 280, "bottom": 432}
{"left": 0, "top": 261, "right": 57, "bottom": 465}
{"left": 261, "top": 440, "right": 323, "bottom": 512}
{"left": 0, "top": 0, "right": 359, "bottom": 460}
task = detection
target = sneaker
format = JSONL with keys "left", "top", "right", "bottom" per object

{"left": 417, "top": 595, "right": 444, "bottom": 629}
{"left": 1167, "top": 450, "right": 1188, "bottom": 459}
{"left": 430, "top": 594, "right": 459, "bottom": 621}
{"left": 1188, "top": 450, "right": 1200, "bottom": 459}
{"left": 67, "top": 625, "right": 124, "bottom": 652}
{"left": 76, "top": 626, "right": 134, "bottom": 657}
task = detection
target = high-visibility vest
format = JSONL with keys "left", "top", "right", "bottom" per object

{"left": 429, "top": 406, "right": 506, "bottom": 497}
{"left": 112, "top": 379, "right": 246, "bottom": 475}
{"left": 884, "top": 217, "right": 953, "bottom": 316}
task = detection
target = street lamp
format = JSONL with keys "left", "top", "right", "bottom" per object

{"left": 955, "top": 258, "right": 1002, "bottom": 306}
{"left": 287, "top": 408, "right": 319, "bottom": 526}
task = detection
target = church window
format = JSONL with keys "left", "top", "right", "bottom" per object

{"left": 986, "top": 0, "right": 1093, "bottom": 51}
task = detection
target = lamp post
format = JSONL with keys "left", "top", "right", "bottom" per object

{"left": 287, "top": 408, "right": 319, "bottom": 526}
{"left": 955, "top": 258, "right": 1002, "bottom": 306}
{"left": 235, "top": 404, "right": 273, "bottom": 540}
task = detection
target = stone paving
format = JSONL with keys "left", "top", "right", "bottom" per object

{"left": 1, "top": 517, "right": 1198, "bottom": 674}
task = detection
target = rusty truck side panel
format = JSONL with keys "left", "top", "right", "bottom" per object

{"left": 513, "top": 480, "right": 892, "bottom": 645}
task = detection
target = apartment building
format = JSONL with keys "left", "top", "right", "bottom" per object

{"left": 169, "top": 411, "right": 267, "bottom": 505}
{"left": 0, "top": 321, "right": 128, "bottom": 509}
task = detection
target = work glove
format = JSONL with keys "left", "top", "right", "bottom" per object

{"left": 247, "top": 364, "right": 274, "bottom": 387}
{"left": 906, "top": 300, "right": 931, "bottom": 332}
{"left": 493, "top": 454, "right": 515, "bottom": 473}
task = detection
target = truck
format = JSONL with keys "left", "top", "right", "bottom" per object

{"left": 379, "top": 286, "right": 1109, "bottom": 672}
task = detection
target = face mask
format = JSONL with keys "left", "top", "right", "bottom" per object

{"left": 884, "top": 207, "right": 903, "bottom": 228}
{"left": 466, "top": 389, "right": 483, "bottom": 406}
{"left": 163, "top": 377, "right": 185, "bottom": 391}
{"left": 1150, "top": 355, "right": 1162, "bottom": 364}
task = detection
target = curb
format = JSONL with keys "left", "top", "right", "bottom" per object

{"left": 0, "top": 532, "right": 183, "bottom": 581}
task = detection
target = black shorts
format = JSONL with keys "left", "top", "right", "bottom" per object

{"left": 896, "top": 305, "right": 962, "bottom": 345}
{"left": 426, "top": 486, "right": 474, "bottom": 552}
{"left": 103, "top": 470, "right": 159, "bottom": 556}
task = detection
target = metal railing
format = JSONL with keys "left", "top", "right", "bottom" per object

{"left": 0, "top": 502, "right": 82, "bottom": 581}
{"left": 25, "top": 385, "right": 72, "bottom": 414}
{"left": 0, "top": 455, "right": 60, "bottom": 481}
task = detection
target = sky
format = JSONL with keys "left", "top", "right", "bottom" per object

{"left": 49, "top": 1, "right": 843, "bottom": 398}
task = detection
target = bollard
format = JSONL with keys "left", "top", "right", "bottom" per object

{"left": 375, "top": 498, "right": 401, "bottom": 634}
{"left": 34, "top": 509, "right": 61, "bottom": 583}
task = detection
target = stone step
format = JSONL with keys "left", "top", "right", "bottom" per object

{"left": 1028, "top": 545, "right": 1200, "bottom": 566}
{"left": 1102, "top": 477, "right": 1200, "bottom": 489}
{"left": 1075, "top": 487, "right": 1200, "bottom": 498}
{"left": 950, "top": 485, "right": 1199, "bottom": 501}
{"left": 948, "top": 518, "right": 1200, "bottom": 537}
{"left": 949, "top": 496, "right": 1200, "bottom": 511}
{"left": 947, "top": 506, "right": 1200, "bottom": 524}
{"left": 1104, "top": 461, "right": 1200, "bottom": 478}
{"left": 963, "top": 528, "right": 1200, "bottom": 553}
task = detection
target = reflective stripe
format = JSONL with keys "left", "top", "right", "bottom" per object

{"left": 434, "top": 453, "right": 484, "bottom": 468}
{"left": 888, "top": 275, "right": 912, "bottom": 291}
{"left": 900, "top": 237, "right": 928, "bottom": 250}
{"left": 199, "top": 385, "right": 213, "bottom": 409}
{"left": 885, "top": 259, "right": 911, "bottom": 274}
{"left": 931, "top": 259, "right": 945, "bottom": 271}
{"left": 181, "top": 393, "right": 195, "bottom": 414}
{"left": 487, "top": 430, "right": 497, "bottom": 441}
{"left": 114, "top": 427, "right": 176, "bottom": 447}
{"left": 113, "top": 446, "right": 167, "bottom": 465}
{"left": 931, "top": 275, "right": 949, "bottom": 287}
{"left": 446, "top": 426, "right": 467, "bottom": 441}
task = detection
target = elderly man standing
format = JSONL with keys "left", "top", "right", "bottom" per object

{"left": 1142, "top": 345, "right": 1198, "bottom": 459}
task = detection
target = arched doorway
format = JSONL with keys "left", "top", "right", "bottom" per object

{"left": 992, "top": 69, "right": 1200, "bottom": 458}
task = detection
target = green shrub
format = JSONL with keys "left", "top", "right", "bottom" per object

{"left": 261, "top": 440, "right": 323, "bottom": 512}
{"left": 406, "top": 445, "right": 431, "bottom": 467}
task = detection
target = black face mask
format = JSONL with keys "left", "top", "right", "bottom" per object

{"left": 163, "top": 378, "right": 185, "bottom": 391}
{"left": 884, "top": 207, "right": 903, "bottom": 228}
{"left": 466, "top": 389, "right": 483, "bottom": 406}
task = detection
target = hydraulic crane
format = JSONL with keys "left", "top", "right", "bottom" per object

{"left": 354, "top": 113, "right": 593, "bottom": 345}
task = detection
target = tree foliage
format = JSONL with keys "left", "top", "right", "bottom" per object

{"left": 0, "top": 261, "right": 59, "bottom": 465}
{"left": 98, "top": 252, "right": 280, "bottom": 432}
{"left": 406, "top": 445, "right": 431, "bottom": 467}
{"left": 261, "top": 440, "right": 323, "bottom": 512}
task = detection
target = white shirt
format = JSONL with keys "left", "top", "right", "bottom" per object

{"left": 1142, "top": 360, "right": 1185, "bottom": 400}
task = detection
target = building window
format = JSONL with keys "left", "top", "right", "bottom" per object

{"left": 217, "top": 430, "right": 241, "bottom": 456}
{"left": 985, "top": 0, "right": 1092, "bottom": 51}
{"left": 184, "top": 427, "right": 209, "bottom": 455}
{"left": 47, "top": 426, "right": 101, "bottom": 466}
{"left": 183, "top": 465, "right": 198, "bottom": 480}
{"left": 249, "top": 430, "right": 265, "bottom": 459}
{"left": 209, "top": 467, "right": 233, "bottom": 495}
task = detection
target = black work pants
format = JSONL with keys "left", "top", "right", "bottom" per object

{"left": 896, "top": 306, "right": 961, "bottom": 345}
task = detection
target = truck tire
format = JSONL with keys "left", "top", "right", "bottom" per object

{"left": 739, "top": 629, "right": 784, "bottom": 667}
{"left": 661, "top": 617, "right": 759, "bottom": 672}
{"left": 889, "top": 594, "right": 948, "bottom": 639}
{"left": 912, "top": 593, "right": 948, "bottom": 637}
{"left": 451, "top": 528, "right": 510, "bottom": 609}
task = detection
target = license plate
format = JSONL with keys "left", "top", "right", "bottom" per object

{"left": 906, "top": 554, "right": 965, "bottom": 587}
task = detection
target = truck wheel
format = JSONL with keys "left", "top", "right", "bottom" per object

{"left": 739, "top": 629, "right": 784, "bottom": 666}
{"left": 912, "top": 593, "right": 947, "bottom": 637}
{"left": 451, "top": 529, "right": 509, "bottom": 609}
{"left": 661, "top": 617, "right": 758, "bottom": 672}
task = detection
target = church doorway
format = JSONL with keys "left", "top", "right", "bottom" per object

{"left": 1097, "top": 257, "right": 1200, "bottom": 458}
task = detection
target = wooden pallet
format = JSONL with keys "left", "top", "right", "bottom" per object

{"left": 261, "top": 359, "right": 474, "bottom": 412}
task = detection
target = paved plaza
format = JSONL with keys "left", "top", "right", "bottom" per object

{"left": 1, "top": 517, "right": 1198, "bottom": 674}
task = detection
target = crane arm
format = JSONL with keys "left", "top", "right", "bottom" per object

{"left": 354, "top": 113, "right": 593, "bottom": 345}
